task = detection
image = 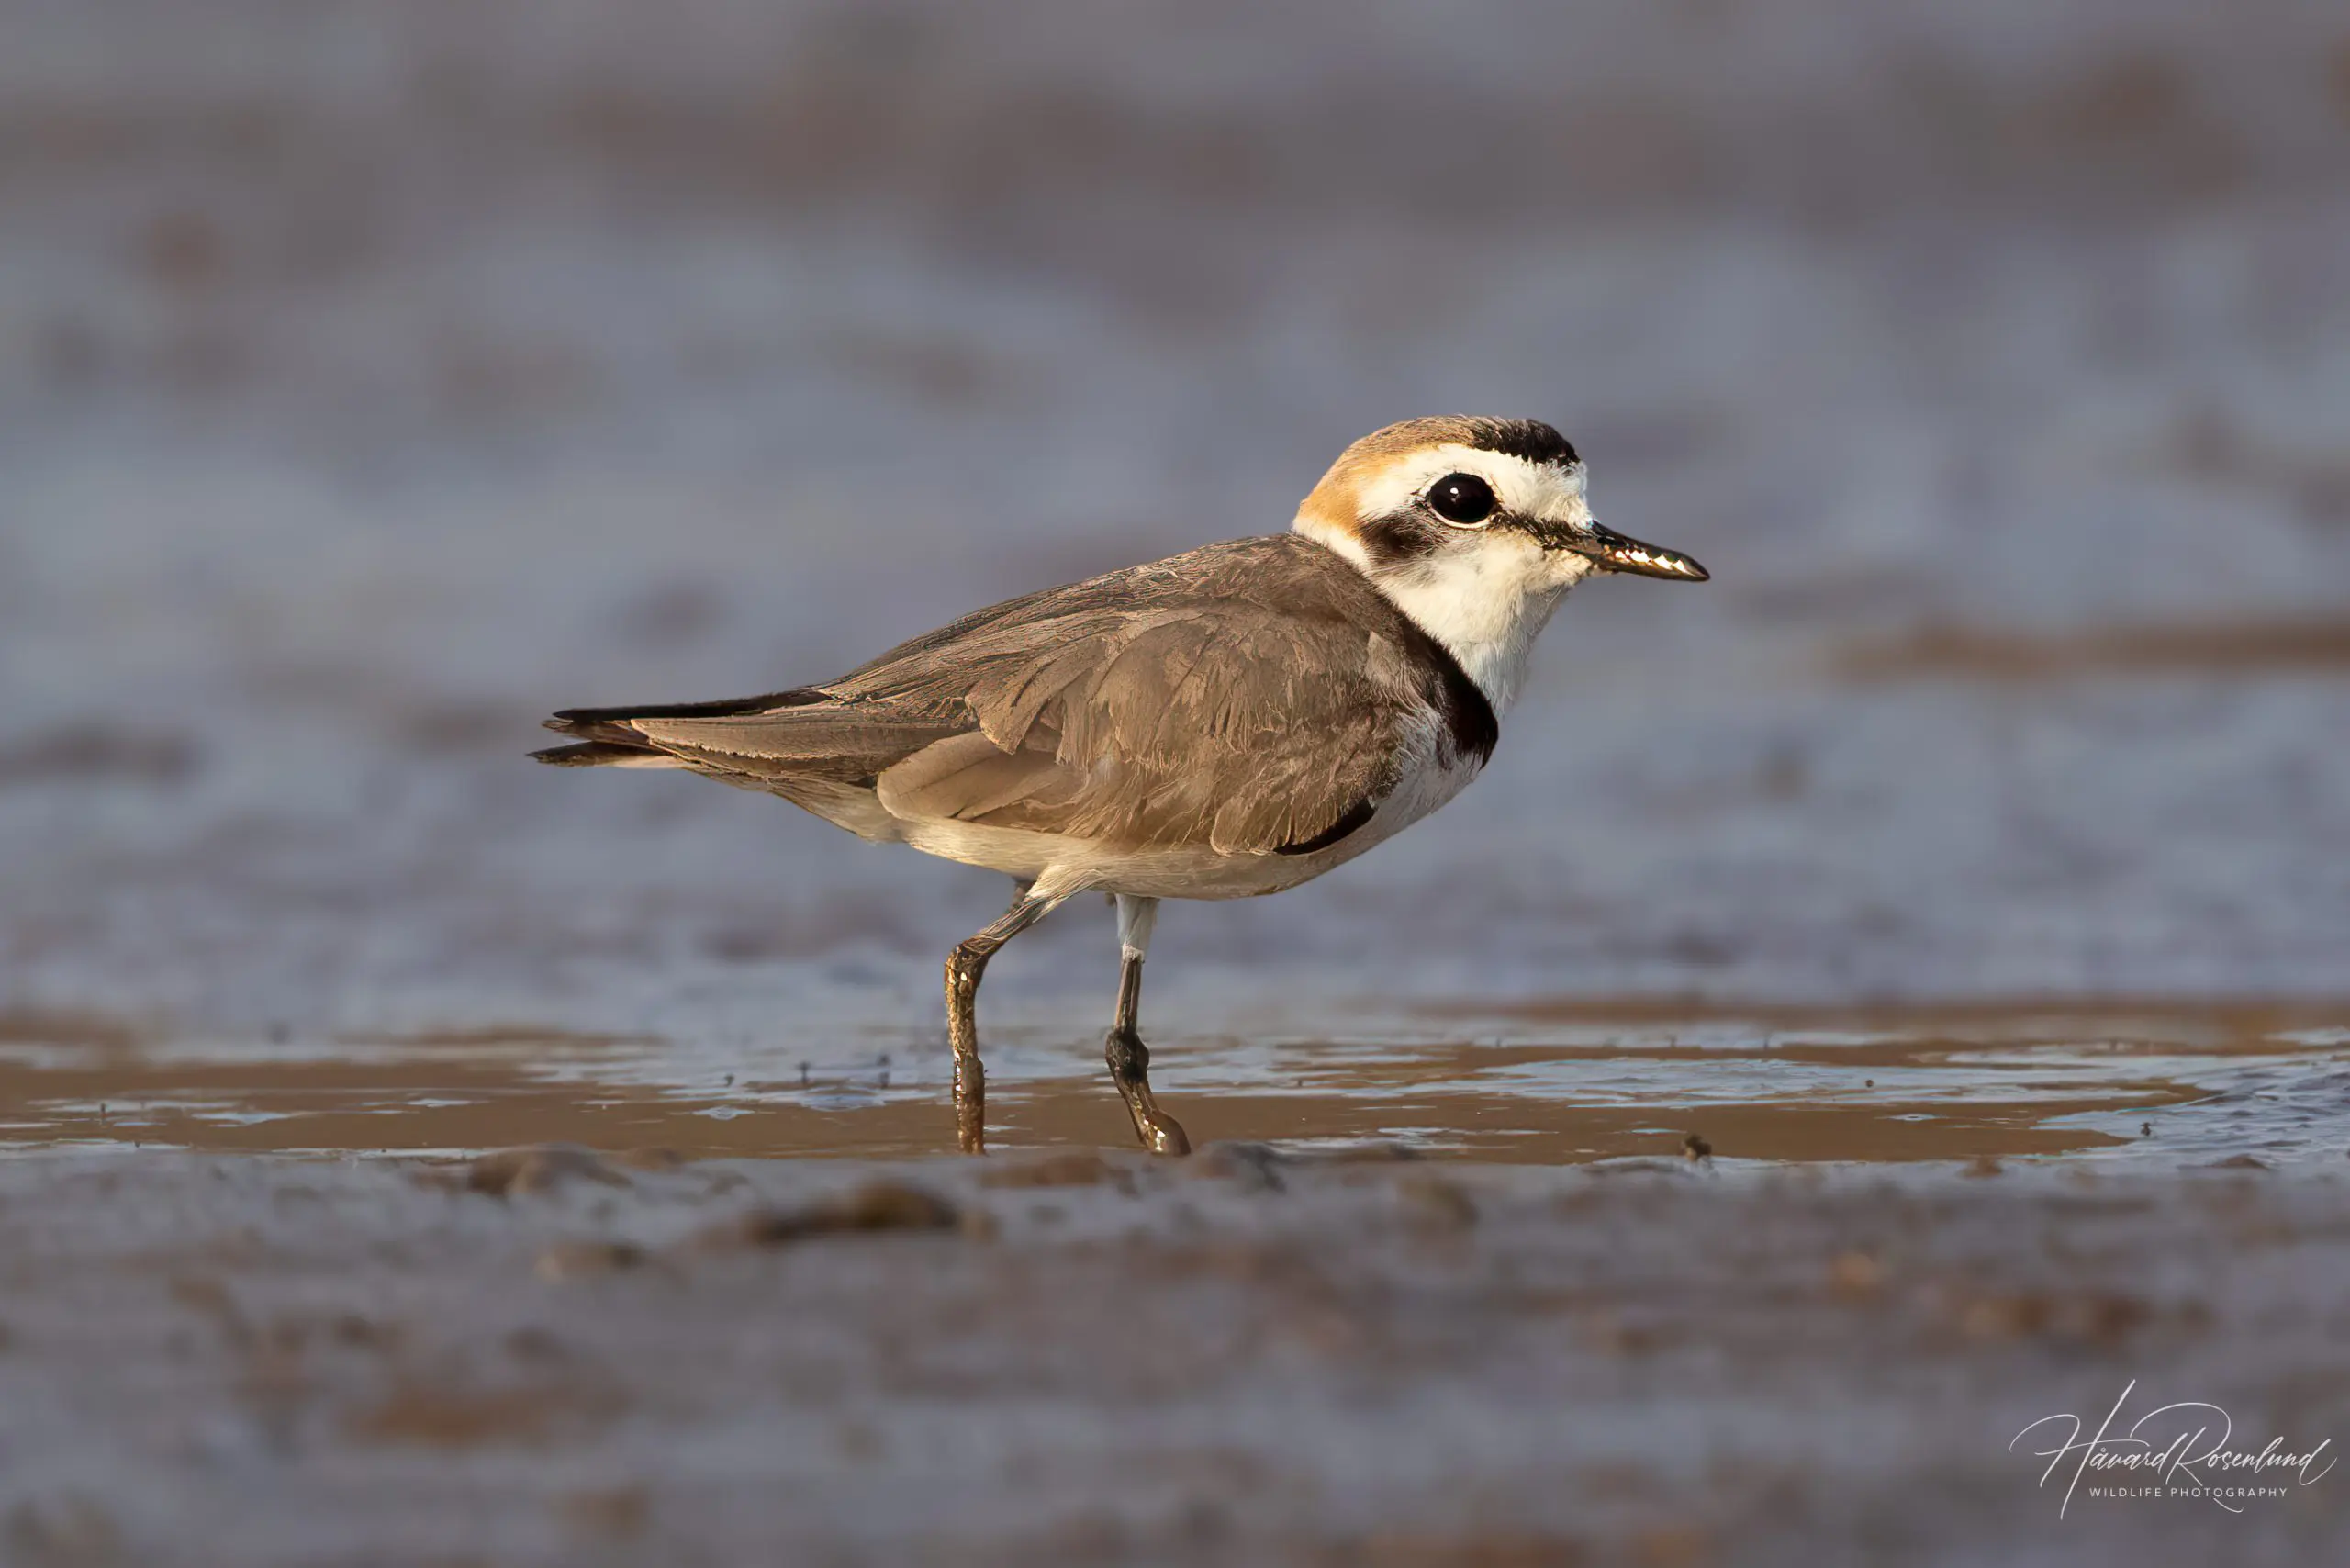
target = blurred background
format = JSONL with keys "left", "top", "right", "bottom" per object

{"left": 2, "top": 1, "right": 2346, "bottom": 1115}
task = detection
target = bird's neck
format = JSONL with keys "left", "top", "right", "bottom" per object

{"left": 1380, "top": 567, "right": 1568, "bottom": 713}
{"left": 1293, "top": 521, "right": 1587, "bottom": 712}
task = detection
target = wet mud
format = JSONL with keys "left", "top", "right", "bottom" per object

{"left": 4, "top": 1000, "right": 2338, "bottom": 1170}
{"left": 2, "top": 1149, "right": 2345, "bottom": 1566}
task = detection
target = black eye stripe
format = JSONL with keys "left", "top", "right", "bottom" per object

{"left": 1425, "top": 472, "right": 1497, "bottom": 526}
{"left": 1357, "top": 510, "right": 1448, "bottom": 566}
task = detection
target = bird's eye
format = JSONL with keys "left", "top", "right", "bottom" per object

{"left": 1425, "top": 472, "right": 1497, "bottom": 527}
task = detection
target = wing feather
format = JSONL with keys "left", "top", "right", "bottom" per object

{"left": 872, "top": 589, "right": 1418, "bottom": 855}
{"left": 560, "top": 537, "right": 1480, "bottom": 858}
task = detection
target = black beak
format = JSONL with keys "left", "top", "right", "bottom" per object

{"left": 1554, "top": 522, "right": 1709, "bottom": 582}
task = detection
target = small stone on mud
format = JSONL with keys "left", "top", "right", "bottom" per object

{"left": 1956, "top": 1290, "right": 2151, "bottom": 1346}
{"left": 977, "top": 1151, "right": 1136, "bottom": 1192}
{"left": 1682, "top": 1133, "right": 1712, "bottom": 1161}
{"left": 1828, "top": 1250, "right": 1884, "bottom": 1298}
{"left": 467, "top": 1145, "right": 630, "bottom": 1198}
{"left": 535, "top": 1239, "right": 648, "bottom": 1281}
{"left": 346, "top": 1383, "right": 617, "bottom": 1450}
{"left": 726, "top": 1182, "right": 969, "bottom": 1246}
{"left": 1958, "top": 1294, "right": 2045, "bottom": 1341}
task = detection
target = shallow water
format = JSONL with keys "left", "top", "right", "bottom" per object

{"left": 6, "top": 1000, "right": 2340, "bottom": 1170}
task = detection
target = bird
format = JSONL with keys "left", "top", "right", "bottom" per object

{"left": 535, "top": 416, "right": 1707, "bottom": 1156}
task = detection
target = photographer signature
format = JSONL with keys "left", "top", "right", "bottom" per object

{"left": 2012, "top": 1380, "right": 2333, "bottom": 1518}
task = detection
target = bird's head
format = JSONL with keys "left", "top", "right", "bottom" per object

{"left": 1292, "top": 416, "right": 1707, "bottom": 708}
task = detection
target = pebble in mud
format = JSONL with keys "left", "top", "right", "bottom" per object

{"left": 464, "top": 1145, "right": 630, "bottom": 1198}
{"left": 976, "top": 1150, "right": 1142, "bottom": 1193}
{"left": 1828, "top": 1249, "right": 1886, "bottom": 1299}
{"left": 712, "top": 1181, "right": 978, "bottom": 1248}
{"left": 345, "top": 1382, "right": 621, "bottom": 1450}
{"left": 1682, "top": 1132, "right": 1713, "bottom": 1161}
{"left": 1950, "top": 1289, "right": 2154, "bottom": 1347}
{"left": 534, "top": 1239, "right": 648, "bottom": 1281}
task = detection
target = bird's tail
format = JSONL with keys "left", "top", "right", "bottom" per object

{"left": 531, "top": 740, "right": 677, "bottom": 767}
{"left": 532, "top": 687, "right": 826, "bottom": 767}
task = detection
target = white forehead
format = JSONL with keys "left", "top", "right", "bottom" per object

{"left": 1352, "top": 443, "right": 1588, "bottom": 521}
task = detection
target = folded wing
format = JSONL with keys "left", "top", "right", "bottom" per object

{"left": 547, "top": 537, "right": 1468, "bottom": 857}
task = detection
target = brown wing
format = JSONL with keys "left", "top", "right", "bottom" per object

{"left": 605, "top": 536, "right": 1485, "bottom": 857}
{"left": 869, "top": 606, "right": 1417, "bottom": 854}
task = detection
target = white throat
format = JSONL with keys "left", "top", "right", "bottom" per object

{"left": 1381, "top": 549, "right": 1587, "bottom": 711}
{"left": 1296, "top": 519, "right": 1593, "bottom": 713}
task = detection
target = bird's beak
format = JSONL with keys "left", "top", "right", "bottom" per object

{"left": 1551, "top": 521, "right": 1709, "bottom": 582}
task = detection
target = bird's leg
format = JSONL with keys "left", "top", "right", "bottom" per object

{"left": 1104, "top": 895, "right": 1189, "bottom": 1156}
{"left": 944, "top": 886, "right": 1057, "bottom": 1155}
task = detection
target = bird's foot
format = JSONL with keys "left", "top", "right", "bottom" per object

{"left": 1134, "top": 1110, "right": 1191, "bottom": 1158}
{"left": 1104, "top": 1027, "right": 1191, "bottom": 1157}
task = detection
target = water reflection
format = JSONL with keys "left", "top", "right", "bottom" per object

{"left": 4, "top": 1000, "right": 2339, "bottom": 1166}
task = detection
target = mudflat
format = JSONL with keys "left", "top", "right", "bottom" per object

{"left": 1, "top": 1148, "right": 2343, "bottom": 1565}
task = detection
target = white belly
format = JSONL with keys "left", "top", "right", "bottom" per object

{"left": 884, "top": 733, "right": 1485, "bottom": 902}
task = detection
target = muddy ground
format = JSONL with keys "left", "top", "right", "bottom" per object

{"left": 2, "top": 1148, "right": 2344, "bottom": 1566}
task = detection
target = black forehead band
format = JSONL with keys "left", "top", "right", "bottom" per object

{"left": 1460, "top": 419, "right": 1579, "bottom": 470}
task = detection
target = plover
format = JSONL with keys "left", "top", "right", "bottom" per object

{"left": 536, "top": 417, "right": 1707, "bottom": 1155}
